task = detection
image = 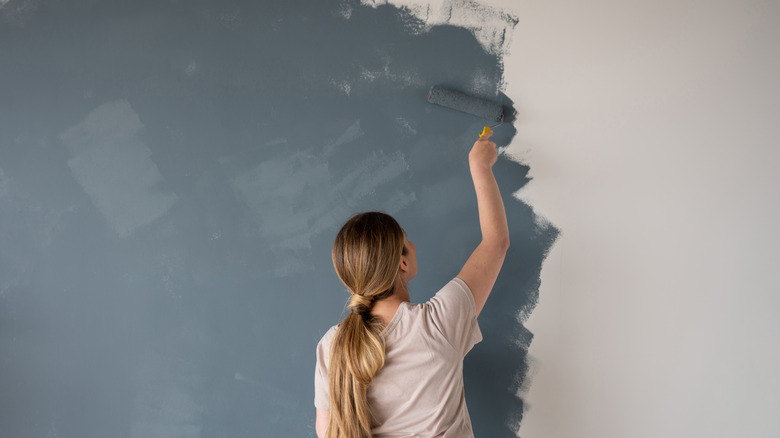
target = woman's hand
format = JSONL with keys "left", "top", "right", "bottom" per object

{"left": 468, "top": 130, "right": 497, "bottom": 170}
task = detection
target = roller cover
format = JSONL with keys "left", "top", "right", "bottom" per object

{"left": 427, "top": 85, "right": 503, "bottom": 123}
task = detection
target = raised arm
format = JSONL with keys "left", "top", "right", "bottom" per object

{"left": 457, "top": 130, "right": 509, "bottom": 316}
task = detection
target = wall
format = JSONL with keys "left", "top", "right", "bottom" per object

{"left": 0, "top": 0, "right": 554, "bottom": 437}
{"left": 499, "top": 0, "right": 779, "bottom": 437}
{"left": 4, "top": 0, "right": 776, "bottom": 436}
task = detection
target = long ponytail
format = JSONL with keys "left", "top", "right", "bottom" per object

{"left": 327, "top": 212, "right": 405, "bottom": 438}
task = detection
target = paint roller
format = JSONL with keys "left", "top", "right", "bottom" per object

{"left": 427, "top": 85, "right": 504, "bottom": 137}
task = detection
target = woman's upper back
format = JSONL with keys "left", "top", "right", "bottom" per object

{"left": 315, "top": 278, "right": 482, "bottom": 437}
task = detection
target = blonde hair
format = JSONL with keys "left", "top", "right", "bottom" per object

{"left": 327, "top": 212, "right": 406, "bottom": 438}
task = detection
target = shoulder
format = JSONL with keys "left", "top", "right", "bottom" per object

{"left": 318, "top": 325, "right": 339, "bottom": 349}
{"left": 413, "top": 277, "right": 478, "bottom": 329}
{"left": 448, "top": 277, "right": 474, "bottom": 299}
{"left": 315, "top": 325, "right": 339, "bottom": 370}
{"left": 424, "top": 277, "right": 476, "bottom": 311}
{"left": 419, "top": 277, "right": 482, "bottom": 354}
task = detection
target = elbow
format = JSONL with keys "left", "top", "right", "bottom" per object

{"left": 483, "top": 235, "right": 510, "bottom": 254}
{"left": 494, "top": 232, "right": 510, "bottom": 253}
{"left": 499, "top": 236, "right": 510, "bottom": 253}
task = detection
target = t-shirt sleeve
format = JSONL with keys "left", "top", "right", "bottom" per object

{"left": 425, "top": 277, "right": 483, "bottom": 356}
{"left": 314, "top": 328, "right": 335, "bottom": 410}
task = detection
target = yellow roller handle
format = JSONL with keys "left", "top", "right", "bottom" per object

{"left": 479, "top": 126, "right": 491, "bottom": 137}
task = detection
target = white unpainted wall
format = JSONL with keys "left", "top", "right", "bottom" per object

{"left": 379, "top": 0, "right": 780, "bottom": 436}
{"left": 508, "top": 1, "right": 780, "bottom": 437}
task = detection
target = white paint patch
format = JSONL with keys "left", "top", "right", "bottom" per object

{"left": 0, "top": 0, "right": 10, "bottom": 9}
{"left": 358, "top": 62, "right": 422, "bottom": 88}
{"left": 359, "top": 0, "right": 517, "bottom": 56}
{"left": 338, "top": 2, "right": 353, "bottom": 19}
{"left": 360, "top": 67, "right": 380, "bottom": 82}
{"left": 331, "top": 79, "right": 352, "bottom": 96}
{"left": 471, "top": 68, "right": 499, "bottom": 96}
{"left": 60, "top": 100, "right": 178, "bottom": 238}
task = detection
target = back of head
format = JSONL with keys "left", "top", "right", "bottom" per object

{"left": 327, "top": 212, "right": 405, "bottom": 438}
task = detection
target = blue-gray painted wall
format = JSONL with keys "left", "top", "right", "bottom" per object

{"left": 0, "top": 0, "right": 557, "bottom": 436}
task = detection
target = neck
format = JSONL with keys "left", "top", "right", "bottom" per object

{"left": 369, "top": 276, "right": 410, "bottom": 326}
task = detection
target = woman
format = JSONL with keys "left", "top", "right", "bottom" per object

{"left": 314, "top": 130, "right": 509, "bottom": 437}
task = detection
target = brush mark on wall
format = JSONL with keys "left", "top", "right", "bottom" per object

{"left": 358, "top": 0, "right": 519, "bottom": 58}
{"left": 0, "top": 0, "right": 556, "bottom": 437}
{"left": 231, "top": 120, "right": 414, "bottom": 276}
{"left": 59, "top": 100, "right": 178, "bottom": 238}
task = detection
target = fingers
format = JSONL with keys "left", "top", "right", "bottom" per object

{"left": 478, "top": 129, "right": 494, "bottom": 141}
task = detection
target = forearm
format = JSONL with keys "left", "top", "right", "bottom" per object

{"left": 315, "top": 409, "right": 329, "bottom": 437}
{"left": 469, "top": 163, "right": 509, "bottom": 247}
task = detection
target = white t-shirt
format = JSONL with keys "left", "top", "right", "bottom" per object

{"left": 314, "top": 277, "right": 483, "bottom": 437}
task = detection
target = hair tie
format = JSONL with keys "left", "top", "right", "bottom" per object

{"left": 349, "top": 294, "right": 374, "bottom": 315}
